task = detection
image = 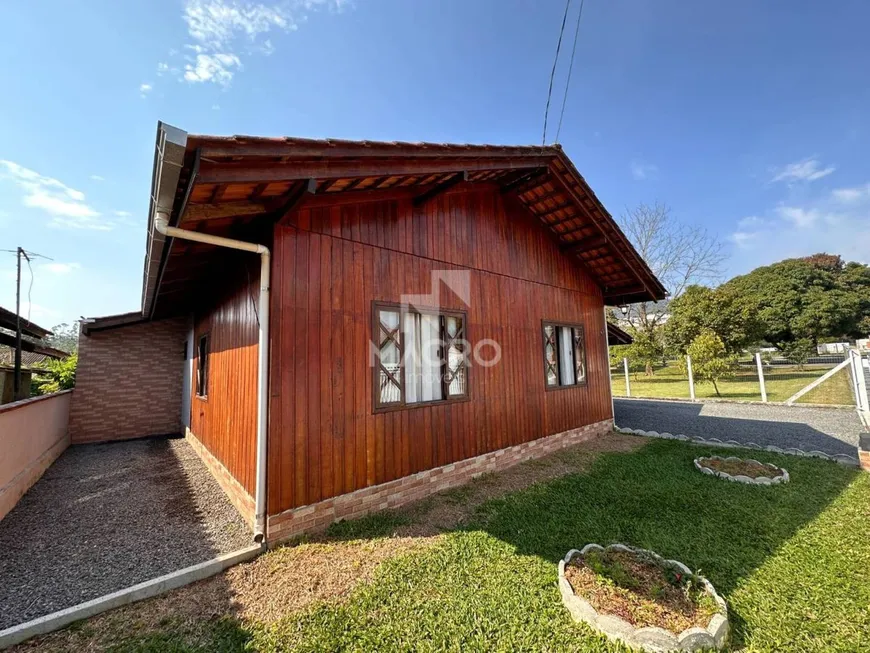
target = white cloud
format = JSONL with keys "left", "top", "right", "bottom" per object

{"left": 737, "top": 215, "right": 765, "bottom": 229}
{"left": 776, "top": 205, "right": 848, "bottom": 229}
{"left": 831, "top": 183, "right": 870, "bottom": 204}
{"left": 183, "top": 0, "right": 296, "bottom": 49}
{"left": 114, "top": 210, "right": 132, "bottom": 218}
{"left": 630, "top": 160, "right": 658, "bottom": 181}
{"left": 776, "top": 206, "right": 817, "bottom": 228}
{"left": 729, "top": 177, "right": 870, "bottom": 271}
{"left": 730, "top": 231, "right": 757, "bottom": 248}
{"left": 48, "top": 216, "right": 112, "bottom": 231}
{"left": 140, "top": 82, "right": 153, "bottom": 98}
{"left": 90, "top": 174, "right": 105, "bottom": 182}
{"left": 0, "top": 160, "right": 106, "bottom": 230}
{"left": 769, "top": 157, "right": 835, "bottom": 184}
{"left": 165, "top": 0, "right": 349, "bottom": 86}
{"left": 41, "top": 262, "right": 81, "bottom": 275}
{"left": 184, "top": 53, "right": 242, "bottom": 85}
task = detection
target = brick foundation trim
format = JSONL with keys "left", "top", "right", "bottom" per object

{"left": 267, "top": 418, "right": 613, "bottom": 543}
{"left": 185, "top": 428, "right": 255, "bottom": 528}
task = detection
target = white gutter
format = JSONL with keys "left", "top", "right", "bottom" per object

{"left": 154, "top": 212, "right": 270, "bottom": 543}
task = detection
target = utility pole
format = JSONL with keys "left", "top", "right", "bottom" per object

{"left": 13, "top": 247, "right": 29, "bottom": 399}
{"left": 3, "top": 246, "right": 49, "bottom": 400}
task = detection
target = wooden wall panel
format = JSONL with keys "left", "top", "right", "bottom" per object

{"left": 268, "top": 186, "right": 612, "bottom": 515}
{"left": 191, "top": 262, "right": 259, "bottom": 496}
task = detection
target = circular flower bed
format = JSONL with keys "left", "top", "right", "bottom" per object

{"left": 695, "top": 456, "right": 789, "bottom": 485}
{"left": 558, "top": 544, "right": 729, "bottom": 652}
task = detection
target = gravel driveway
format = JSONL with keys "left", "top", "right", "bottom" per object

{"left": 0, "top": 437, "right": 251, "bottom": 630}
{"left": 614, "top": 398, "right": 862, "bottom": 458}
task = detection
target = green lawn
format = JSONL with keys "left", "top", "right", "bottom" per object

{"left": 24, "top": 438, "right": 870, "bottom": 652}
{"left": 610, "top": 363, "right": 854, "bottom": 405}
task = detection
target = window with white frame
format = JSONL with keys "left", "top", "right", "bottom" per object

{"left": 374, "top": 303, "right": 468, "bottom": 409}
{"left": 542, "top": 322, "right": 587, "bottom": 388}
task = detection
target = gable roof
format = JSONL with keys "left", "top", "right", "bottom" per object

{"left": 131, "top": 123, "right": 667, "bottom": 321}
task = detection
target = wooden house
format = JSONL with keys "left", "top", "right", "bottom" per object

{"left": 70, "top": 122, "right": 665, "bottom": 543}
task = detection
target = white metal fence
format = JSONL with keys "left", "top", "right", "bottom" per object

{"left": 611, "top": 351, "right": 860, "bottom": 406}
{"left": 849, "top": 350, "right": 870, "bottom": 424}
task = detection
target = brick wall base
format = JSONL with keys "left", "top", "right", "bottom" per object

{"left": 185, "top": 427, "right": 256, "bottom": 528}
{"left": 859, "top": 449, "right": 870, "bottom": 473}
{"left": 267, "top": 418, "right": 614, "bottom": 543}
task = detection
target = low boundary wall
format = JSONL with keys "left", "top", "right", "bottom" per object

{"left": 0, "top": 390, "right": 72, "bottom": 521}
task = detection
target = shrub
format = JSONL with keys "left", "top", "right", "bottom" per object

{"left": 33, "top": 353, "right": 77, "bottom": 395}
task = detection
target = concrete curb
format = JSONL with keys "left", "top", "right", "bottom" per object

{"left": 614, "top": 395, "right": 857, "bottom": 411}
{"left": 0, "top": 544, "right": 263, "bottom": 650}
{"left": 617, "top": 426, "right": 860, "bottom": 466}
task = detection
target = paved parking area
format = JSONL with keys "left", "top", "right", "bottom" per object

{"left": 0, "top": 437, "right": 250, "bottom": 630}
{"left": 615, "top": 398, "right": 862, "bottom": 458}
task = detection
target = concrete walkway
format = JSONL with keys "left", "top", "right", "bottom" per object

{"left": 614, "top": 398, "right": 862, "bottom": 458}
{"left": 0, "top": 437, "right": 250, "bottom": 630}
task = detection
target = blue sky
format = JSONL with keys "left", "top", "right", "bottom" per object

{"left": 1, "top": 0, "right": 868, "bottom": 327}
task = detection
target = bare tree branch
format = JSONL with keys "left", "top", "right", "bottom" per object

{"left": 617, "top": 202, "right": 726, "bottom": 370}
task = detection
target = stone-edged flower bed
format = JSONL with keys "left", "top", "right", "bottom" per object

{"left": 694, "top": 455, "right": 789, "bottom": 486}
{"left": 558, "top": 544, "right": 728, "bottom": 652}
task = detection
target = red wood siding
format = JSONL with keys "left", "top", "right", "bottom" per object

{"left": 190, "top": 266, "right": 259, "bottom": 496}
{"left": 267, "top": 186, "right": 612, "bottom": 515}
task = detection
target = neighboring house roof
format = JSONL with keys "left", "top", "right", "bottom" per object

{"left": 0, "top": 333, "right": 69, "bottom": 360}
{"left": 0, "top": 346, "right": 60, "bottom": 369}
{"left": 80, "top": 311, "right": 145, "bottom": 335}
{"left": 87, "top": 122, "right": 667, "bottom": 329}
{"left": 607, "top": 323, "right": 633, "bottom": 346}
{"left": 0, "top": 306, "right": 52, "bottom": 339}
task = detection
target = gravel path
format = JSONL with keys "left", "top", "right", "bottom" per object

{"left": 614, "top": 398, "right": 862, "bottom": 457}
{"left": 0, "top": 437, "right": 251, "bottom": 630}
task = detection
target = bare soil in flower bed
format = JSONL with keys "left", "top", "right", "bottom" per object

{"left": 700, "top": 457, "right": 784, "bottom": 479}
{"left": 564, "top": 549, "right": 718, "bottom": 633}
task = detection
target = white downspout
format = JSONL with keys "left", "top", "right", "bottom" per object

{"left": 154, "top": 211, "right": 270, "bottom": 544}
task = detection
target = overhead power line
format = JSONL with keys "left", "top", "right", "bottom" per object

{"left": 542, "top": 0, "right": 573, "bottom": 146}
{"left": 24, "top": 254, "right": 34, "bottom": 323}
{"left": 555, "top": 0, "right": 587, "bottom": 144}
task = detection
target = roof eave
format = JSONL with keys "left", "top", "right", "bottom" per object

{"left": 140, "top": 122, "right": 189, "bottom": 321}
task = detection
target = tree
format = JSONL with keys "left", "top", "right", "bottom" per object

{"left": 665, "top": 285, "right": 760, "bottom": 355}
{"left": 725, "top": 254, "right": 870, "bottom": 349}
{"left": 618, "top": 202, "right": 725, "bottom": 374}
{"left": 611, "top": 326, "right": 666, "bottom": 377}
{"left": 780, "top": 339, "right": 815, "bottom": 369}
{"left": 33, "top": 353, "right": 77, "bottom": 395}
{"left": 44, "top": 322, "right": 79, "bottom": 354}
{"left": 683, "top": 331, "right": 734, "bottom": 397}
